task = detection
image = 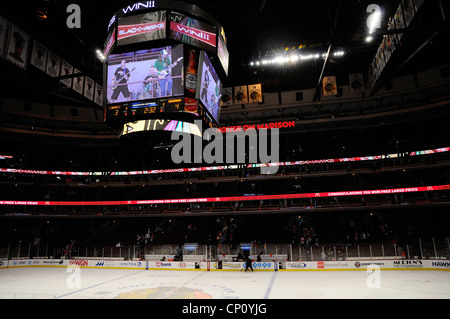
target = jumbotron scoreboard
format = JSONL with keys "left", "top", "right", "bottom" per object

{"left": 102, "top": 0, "right": 229, "bottom": 137}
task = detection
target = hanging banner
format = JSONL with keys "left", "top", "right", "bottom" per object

{"left": 387, "top": 18, "right": 399, "bottom": 54}
{"left": 413, "top": 0, "right": 424, "bottom": 11}
{"left": 84, "top": 77, "right": 95, "bottom": 100}
{"left": 6, "top": 24, "right": 30, "bottom": 70}
{"left": 248, "top": 84, "right": 263, "bottom": 103}
{"left": 72, "top": 68, "right": 84, "bottom": 95}
{"left": 348, "top": 74, "right": 365, "bottom": 94}
{"left": 60, "top": 60, "right": 74, "bottom": 88}
{"left": 30, "top": 40, "right": 47, "bottom": 72}
{"left": 322, "top": 76, "right": 337, "bottom": 96}
{"left": 0, "top": 15, "right": 9, "bottom": 58}
{"left": 94, "top": 82, "right": 104, "bottom": 106}
{"left": 234, "top": 85, "right": 248, "bottom": 104}
{"left": 394, "top": 4, "right": 406, "bottom": 41}
{"left": 402, "top": 0, "right": 417, "bottom": 27}
{"left": 220, "top": 87, "right": 233, "bottom": 106}
{"left": 45, "top": 50, "right": 61, "bottom": 77}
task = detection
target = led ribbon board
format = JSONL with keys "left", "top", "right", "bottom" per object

{"left": 1, "top": 147, "right": 449, "bottom": 176}
{"left": 0, "top": 185, "right": 449, "bottom": 206}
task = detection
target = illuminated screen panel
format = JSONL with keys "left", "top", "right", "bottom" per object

{"left": 217, "top": 34, "right": 229, "bottom": 76}
{"left": 117, "top": 10, "right": 166, "bottom": 46}
{"left": 103, "top": 28, "right": 116, "bottom": 57}
{"left": 196, "top": 51, "right": 221, "bottom": 124}
{"left": 121, "top": 119, "right": 202, "bottom": 137}
{"left": 169, "top": 12, "right": 217, "bottom": 51}
{"left": 1, "top": 185, "right": 449, "bottom": 206}
{"left": 106, "top": 44, "right": 184, "bottom": 104}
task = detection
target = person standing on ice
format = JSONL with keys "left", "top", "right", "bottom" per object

{"left": 245, "top": 257, "right": 254, "bottom": 272}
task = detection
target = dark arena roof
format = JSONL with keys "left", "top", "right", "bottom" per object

{"left": 0, "top": 0, "right": 449, "bottom": 301}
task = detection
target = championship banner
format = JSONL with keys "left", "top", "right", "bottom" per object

{"left": 234, "top": 85, "right": 248, "bottom": 104}
{"left": 72, "top": 68, "right": 84, "bottom": 95}
{"left": 60, "top": 60, "right": 74, "bottom": 88}
{"left": 220, "top": 87, "right": 233, "bottom": 106}
{"left": 84, "top": 77, "right": 95, "bottom": 100}
{"left": 322, "top": 76, "right": 337, "bottom": 96}
{"left": 94, "top": 82, "right": 103, "bottom": 106}
{"left": 6, "top": 24, "right": 30, "bottom": 70}
{"left": 30, "top": 40, "right": 47, "bottom": 72}
{"left": 248, "top": 84, "right": 263, "bottom": 103}
{"left": 0, "top": 15, "right": 9, "bottom": 58}
{"left": 348, "top": 74, "right": 365, "bottom": 94}
{"left": 45, "top": 50, "right": 61, "bottom": 77}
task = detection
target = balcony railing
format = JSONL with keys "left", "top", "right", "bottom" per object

{"left": 1, "top": 238, "right": 449, "bottom": 262}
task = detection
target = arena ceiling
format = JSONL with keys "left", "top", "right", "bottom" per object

{"left": 1, "top": 0, "right": 449, "bottom": 104}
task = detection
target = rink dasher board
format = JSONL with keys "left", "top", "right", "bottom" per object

{"left": 282, "top": 260, "right": 450, "bottom": 271}
{"left": 4, "top": 259, "right": 147, "bottom": 270}
{"left": 1, "top": 259, "right": 450, "bottom": 271}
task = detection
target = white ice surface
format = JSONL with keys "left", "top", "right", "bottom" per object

{"left": 0, "top": 268, "right": 449, "bottom": 299}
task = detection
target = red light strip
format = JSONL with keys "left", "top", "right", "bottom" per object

{"left": 0, "top": 185, "right": 448, "bottom": 206}
{"left": 0, "top": 147, "right": 449, "bottom": 176}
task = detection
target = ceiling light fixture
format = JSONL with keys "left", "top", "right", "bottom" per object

{"left": 249, "top": 50, "right": 345, "bottom": 68}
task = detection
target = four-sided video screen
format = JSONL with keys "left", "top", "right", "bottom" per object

{"left": 196, "top": 50, "right": 222, "bottom": 124}
{"left": 106, "top": 44, "right": 184, "bottom": 104}
{"left": 104, "top": 7, "right": 227, "bottom": 126}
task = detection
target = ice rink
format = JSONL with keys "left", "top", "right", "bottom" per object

{"left": 0, "top": 267, "right": 449, "bottom": 299}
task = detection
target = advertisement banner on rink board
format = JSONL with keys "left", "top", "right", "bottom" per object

{"left": 284, "top": 260, "right": 450, "bottom": 271}
{"left": 3, "top": 259, "right": 449, "bottom": 271}
{"left": 7, "top": 259, "right": 69, "bottom": 268}
{"left": 85, "top": 259, "right": 146, "bottom": 269}
{"left": 209, "top": 261, "right": 275, "bottom": 271}
{"left": 147, "top": 261, "right": 197, "bottom": 269}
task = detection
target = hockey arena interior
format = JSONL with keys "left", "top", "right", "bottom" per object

{"left": 0, "top": 0, "right": 449, "bottom": 303}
